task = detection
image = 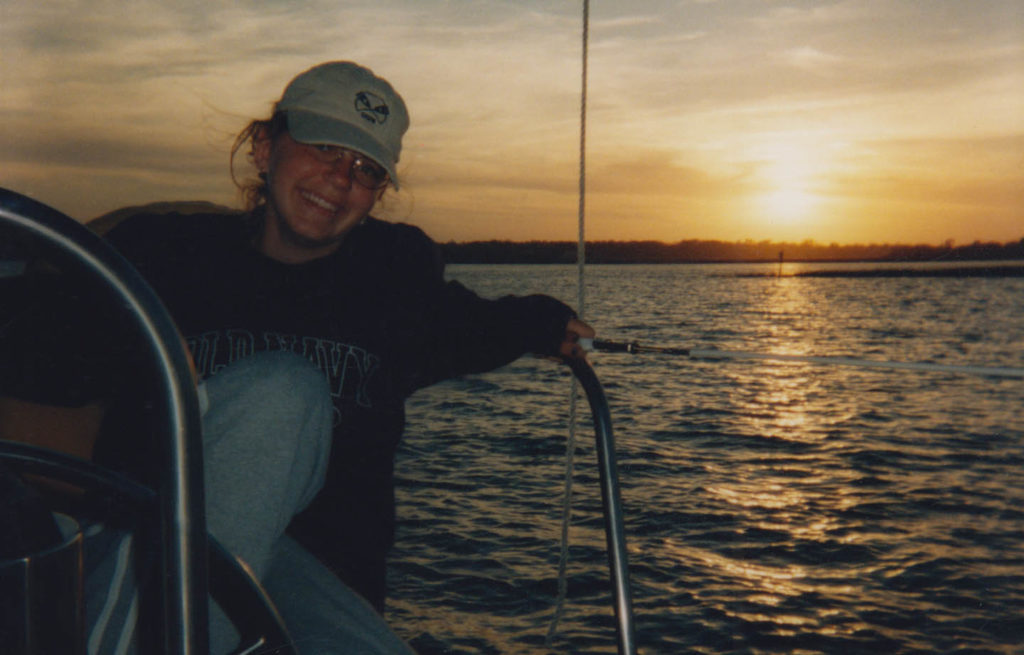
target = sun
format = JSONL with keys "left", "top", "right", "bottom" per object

{"left": 761, "top": 186, "right": 817, "bottom": 221}
{"left": 752, "top": 141, "right": 826, "bottom": 225}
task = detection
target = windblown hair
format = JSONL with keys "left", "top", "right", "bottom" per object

{"left": 230, "top": 111, "right": 288, "bottom": 213}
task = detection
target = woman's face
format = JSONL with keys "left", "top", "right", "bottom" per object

{"left": 253, "top": 130, "right": 382, "bottom": 263}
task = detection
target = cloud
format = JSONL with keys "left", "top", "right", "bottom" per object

{"left": 586, "top": 150, "right": 741, "bottom": 198}
{"left": 826, "top": 134, "right": 1024, "bottom": 205}
{"left": 780, "top": 46, "right": 845, "bottom": 71}
{"left": 1, "top": 0, "right": 1021, "bottom": 243}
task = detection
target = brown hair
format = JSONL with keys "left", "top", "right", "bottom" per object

{"left": 230, "top": 111, "right": 288, "bottom": 212}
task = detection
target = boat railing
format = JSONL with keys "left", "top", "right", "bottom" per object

{"left": 567, "top": 358, "right": 638, "bottom": 655}
{"left": 0, "top": 186, "right": 636, "bottom": 654}
{"left": 0, "top": 187, "right": 258, "bottom": 654}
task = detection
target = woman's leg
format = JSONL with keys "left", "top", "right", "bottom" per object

{"left": 200, "top": 351, "right": 333, "bottom": 580}
{"left": 87, "top": 350, "right": 410, "bottom": 653}
{"left": 263, "top": 535, "right": 415, "bottom": 655}
{"left": 201, "top": 351, "right": 333, "bottom": 651}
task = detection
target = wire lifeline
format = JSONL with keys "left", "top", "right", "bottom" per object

{"left": 589, "top": 339, "right": 1024, "bottom": 378}
{"left": 547, "top": 0, "right": 589, "bottom": 646}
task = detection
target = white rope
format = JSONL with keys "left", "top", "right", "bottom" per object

{"left": 546, "top": 384, "right": 579, "bottom": 647}
{"left": 547, "top": 0, "right": 589, "bottom": 646}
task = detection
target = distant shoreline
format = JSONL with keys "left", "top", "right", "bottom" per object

{"left": 440, "top": 239, "right": 1024, "bottom": 265}
{"left": 747, "top": 264, "right": 1024, "bottom": 278}
{"left": 87, "top": 203, "right": 1023, "bottom": 266}
{"left": 448, "top": 260, "right": 1024, "bottom": 277}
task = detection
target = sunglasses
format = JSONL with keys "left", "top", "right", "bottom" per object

{"left": 304, "top": 144, "right": 390, "bottom": 190}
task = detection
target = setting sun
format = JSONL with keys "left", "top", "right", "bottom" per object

{"left": 1, "top": 1, "right": 1021, "bottom": 245}
{"left": 751, "top": 140, "right": 828, "bottom": 226}
{"left": 760, "top": 186, "right": 818, "bottom": 224}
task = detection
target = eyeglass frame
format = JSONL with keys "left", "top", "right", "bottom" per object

{"left": 302, "top": 143, "right": 391, "bottom": 190}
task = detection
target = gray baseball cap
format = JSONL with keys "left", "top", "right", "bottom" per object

{"left": 276, "top": 61, "right": 409, "bottom": 188}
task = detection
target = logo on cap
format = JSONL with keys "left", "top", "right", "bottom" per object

{"left": 355, "top": 91, "right": 389, "bottom": 125}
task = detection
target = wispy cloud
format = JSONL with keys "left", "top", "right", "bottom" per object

{"left": 1, "top": 0, "right": 1021, "bottom": 244}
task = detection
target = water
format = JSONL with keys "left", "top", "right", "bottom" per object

{"left": 387, "top": 263, "right": 1024, "bottom": 654}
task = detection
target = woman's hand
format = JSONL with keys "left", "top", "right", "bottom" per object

{"left": 559, "top": 318, "right": 596, "bottom": 361}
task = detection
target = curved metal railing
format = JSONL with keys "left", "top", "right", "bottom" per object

{"left": 568, "top": 358, "right": 637, "bottom": 655}
{"left": 0, "top": 187, "right": 208, "bottom": 654}
{"left": 1, "top": 186, "right": 637, "bottom": 654}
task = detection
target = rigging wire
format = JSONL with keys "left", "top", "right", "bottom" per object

{"left": 587, "top": 339, "right": 1024, "bottom": 378}
{"left": 547, "top": 0, "right": 589, "bottom": 646}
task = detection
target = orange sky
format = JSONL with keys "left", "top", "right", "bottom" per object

{"left": 2, "top": 1, "right": 1022, "bottom": 245}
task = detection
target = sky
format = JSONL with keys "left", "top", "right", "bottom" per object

{"left": 1, "top": 0, "right": 1022, "bottom": 245}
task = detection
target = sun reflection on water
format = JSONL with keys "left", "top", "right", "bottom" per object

{"left": 390, "top": 265, "right": 1024, "bottom": 653}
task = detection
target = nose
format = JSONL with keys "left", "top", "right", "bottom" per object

{"left": 323, "top": 154, "right": 353, "bottom": 188}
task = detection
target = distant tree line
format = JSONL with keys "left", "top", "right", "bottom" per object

{"left": 440, "top": 237, "right": 1024, "bottom": 264}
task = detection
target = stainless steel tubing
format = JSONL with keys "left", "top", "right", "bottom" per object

{"left": 568, "top": 358, "right": 637, "bottom": 655}
{"left": 0, "top": 188, "right": 208, "bottom": 654}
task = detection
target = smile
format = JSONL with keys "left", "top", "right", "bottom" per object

{"left": 300, "top": 190, "right": 339, "bottom": 213}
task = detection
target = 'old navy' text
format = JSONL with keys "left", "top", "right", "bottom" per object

{"left": 187, "top": 330, "right": 380, "bottom": 418}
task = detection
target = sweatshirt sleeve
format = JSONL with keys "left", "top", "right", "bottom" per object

{"left": 390, "top": 225, "right": 577, "bottom": 394}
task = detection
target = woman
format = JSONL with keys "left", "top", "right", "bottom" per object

{"left": 91, "top": 61, "right": 594, "bottom": 651}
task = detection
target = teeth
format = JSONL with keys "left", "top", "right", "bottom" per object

{"left": 302, "top": 191, "right": 337, "bottom": 212}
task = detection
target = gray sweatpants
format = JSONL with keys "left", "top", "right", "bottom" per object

{"left": 84, "top": 351, "right": 413, "bottom": 654}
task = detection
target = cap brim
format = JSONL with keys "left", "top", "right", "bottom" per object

{"left": 286, "top": 110, "right": 399, "bottom": 189}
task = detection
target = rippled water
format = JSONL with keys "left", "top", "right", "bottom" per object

{"left": 387, "top": 263, "right": 1024, "bottom": 654}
